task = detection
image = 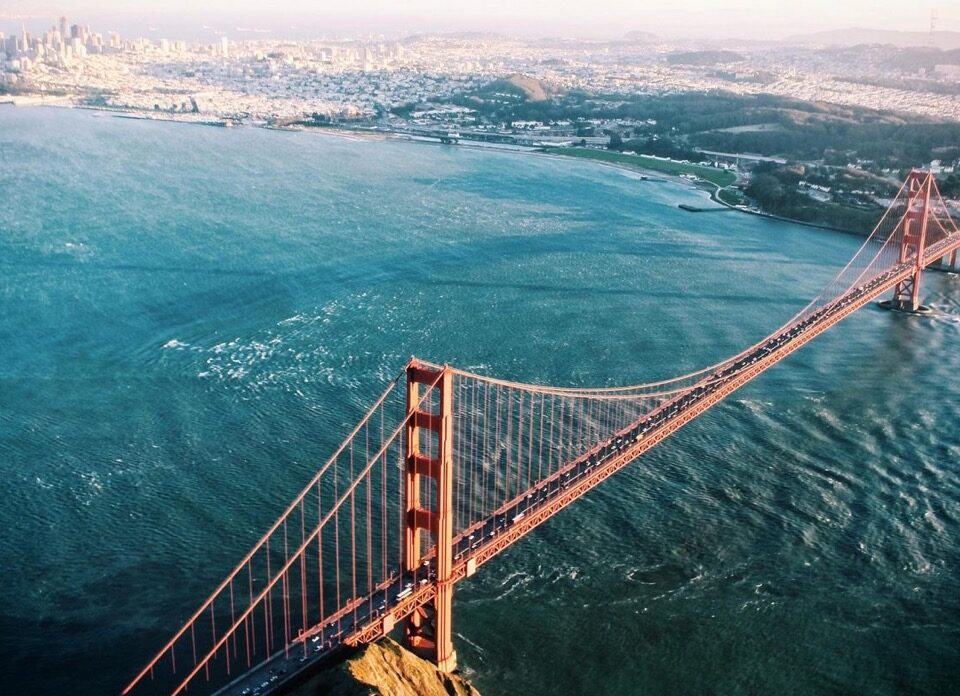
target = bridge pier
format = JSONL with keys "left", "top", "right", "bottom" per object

{"left": 403, "top": 360, "right": 457, "bottom": 673}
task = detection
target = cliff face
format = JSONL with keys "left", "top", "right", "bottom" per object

{"left": 289, "top": 639, "right": 480, "bottom": 696}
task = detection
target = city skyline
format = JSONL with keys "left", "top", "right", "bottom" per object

{"left": 3, "top": 1, "right": 960, "bottom": 41}
{"left": 5, "top": 5, "right": 960, "bottom": 125}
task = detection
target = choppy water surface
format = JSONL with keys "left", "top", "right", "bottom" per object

{"left": 1, "top": 107, "right": 958, "bottom": 695}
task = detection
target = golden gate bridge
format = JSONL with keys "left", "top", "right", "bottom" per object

{"left": 122, "top": 171, "right": 960, "bottom": 696}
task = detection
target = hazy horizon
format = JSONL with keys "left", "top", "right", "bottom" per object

{"left": 3, "top": 1, "right": 960, "bottom": 42}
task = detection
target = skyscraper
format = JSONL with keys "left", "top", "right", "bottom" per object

{"left": 220, "top": 35, "right": 229, "bottom": 58}
{"left": 59, "top": 16, "right": 67, "bottom": 41}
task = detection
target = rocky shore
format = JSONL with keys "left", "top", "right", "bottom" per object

{"left": 287, "top": 639, "right": 480, "bottom": 696}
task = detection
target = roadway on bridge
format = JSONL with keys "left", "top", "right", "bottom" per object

{"left": 217, "top": 242, "right": 958, "bottom": 696}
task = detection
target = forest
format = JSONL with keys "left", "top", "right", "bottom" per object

{"left": 446, "top": 88, "right": 960, "bottom": 173}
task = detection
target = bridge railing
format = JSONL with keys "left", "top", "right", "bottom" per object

{"left": 123, "top": 172, "right": 960, "bottom": 696}
{"left": 436, "top": 173, "right": 960, "bottom": 541}
{"left": 442, "top": 172, "right": 958, "bottom": 402}
{"left": 122, "top": 368, "right": 451, "bottom": 696}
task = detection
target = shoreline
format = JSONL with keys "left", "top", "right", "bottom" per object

{"left": 7, "top": 99, "right": 853, "bottom": 234}
{"left": 699, "top": 176, "right": 863, "bottom": 236}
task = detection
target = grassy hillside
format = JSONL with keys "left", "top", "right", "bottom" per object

{"left": 549, "top": 147, "right": 737, "bottom": 187}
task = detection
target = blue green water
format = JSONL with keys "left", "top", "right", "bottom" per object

{"left": 1, "top": 106, "right": 958, "bottom": 695}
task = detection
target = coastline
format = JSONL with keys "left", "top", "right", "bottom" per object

{"left": 713, "top": 198, "right": 867, "bottom": 236}
{"left": 6, "top": 98, "right": 852, "bottom": 234}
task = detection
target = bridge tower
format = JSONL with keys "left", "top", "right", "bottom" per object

{"left": 402, "top": 359, "right": 457, "bottom": 672}
{"left": 890, "top": 171, "right": 934, "bottom": 312}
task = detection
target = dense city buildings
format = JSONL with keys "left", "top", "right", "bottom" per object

{"left": 3, "top": 15, "right": 959, "bottom": 222}
{"left": 4, "top": 17, "right": 960, "bottom": 123}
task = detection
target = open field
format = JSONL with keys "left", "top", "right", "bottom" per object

{"left": 547, "top": 147, "right": 738, "bottom": 187}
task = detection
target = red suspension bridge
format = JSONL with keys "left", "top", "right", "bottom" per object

{"left": 123, "top": 171, "right": 960, "bottom": 696}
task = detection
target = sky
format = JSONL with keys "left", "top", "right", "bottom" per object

{"left": 2, "top": 1, "right": 959, "bottom": 41}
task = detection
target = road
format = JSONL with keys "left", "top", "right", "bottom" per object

{"left": 217, "top": 234, "right": 959, "bottom": 696}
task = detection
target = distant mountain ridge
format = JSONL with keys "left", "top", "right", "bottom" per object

{"left": 819, "top": 45, "right": 960, "bottom": 72}
{"left": 623, "top": 30, "right": 659, "bottom": 43}
{"left": 785, "top": 28, "right": 960, "bottom": 50}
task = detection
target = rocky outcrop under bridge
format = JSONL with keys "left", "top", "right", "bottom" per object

{"left": 287, "top": 638, "right": 480, "bottom": 696}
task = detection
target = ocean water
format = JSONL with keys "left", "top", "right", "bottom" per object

{"left": 0, "top": 106, "right": 958, "bottom": 695}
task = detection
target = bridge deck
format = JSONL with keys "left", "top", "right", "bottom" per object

{"left": 216, "top": 231, "right": 960, "bottom": 696}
